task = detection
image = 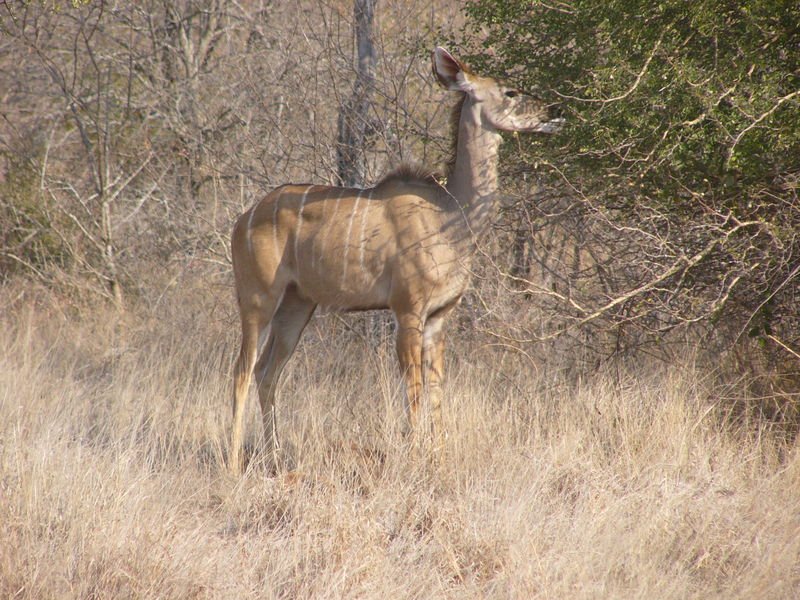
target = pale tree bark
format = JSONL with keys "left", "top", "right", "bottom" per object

{"left": 336, "top": 0, "right": 377, "bottom": 188}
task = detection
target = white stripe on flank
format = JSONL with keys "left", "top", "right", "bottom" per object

{"left": 357, "top": 188, "right": 373, "bottom": 278}
{"left": 247, "top": 201, "right": 258, "bottom": 254}
{"left": 272, "top": 190, "right": 281, "bottom": 258}
{"left": 318, "top": 188, "right": 346, "bottom": 269}
{"left": 309, "top": 189, "right": 318, "bottom": 272}
{"left": 341, "top": 191, "right": 362, "bottom": 284}
{"left": 295, "top": 186, "right": 312, "bottom": 267}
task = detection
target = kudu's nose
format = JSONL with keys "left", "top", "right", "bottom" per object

{"left": 548, "top": 104, "right": 564, "bottom": 120}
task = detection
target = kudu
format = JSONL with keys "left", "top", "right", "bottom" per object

{"left": 229, "top": 47, "right": 562, "bottom": 474}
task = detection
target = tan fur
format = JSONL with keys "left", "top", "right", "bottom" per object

{"left": 229, "top": 48, "right": 562, "bottom": 474}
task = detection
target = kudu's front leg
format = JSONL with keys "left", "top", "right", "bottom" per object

{"left": 422, "top": 307, "right": 453, "bottom": 451}
{"left": 396, "top": 314, "right": 424, "bottom": 441}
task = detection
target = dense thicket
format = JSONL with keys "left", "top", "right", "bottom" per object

{"left": 456, "top": 0, "right": 799, "bottom": 383}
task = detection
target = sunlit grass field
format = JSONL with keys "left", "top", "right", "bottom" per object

{"left": 2, "top": 282, "right": 799, "bottom": 599}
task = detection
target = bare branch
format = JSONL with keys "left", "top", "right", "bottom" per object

{"left": 726, "top": 89, "right": 800, "bottom": 166}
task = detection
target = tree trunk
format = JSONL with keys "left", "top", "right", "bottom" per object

{"left": 336, "top": 0, "right": 377, "bottom": 188}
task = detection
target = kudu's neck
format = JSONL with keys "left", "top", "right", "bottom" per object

{"left": 445, "top": 97, "right": 503, "bottom": 237}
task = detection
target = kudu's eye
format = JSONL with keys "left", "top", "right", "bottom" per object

{"left": 504, "top": 90, "right": 519, "bottom": 98}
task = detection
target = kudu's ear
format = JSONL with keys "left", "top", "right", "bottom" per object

{"left": 432, "top": 47, "right": 475, "bottom": 94}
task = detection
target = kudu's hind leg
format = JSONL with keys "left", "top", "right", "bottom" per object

{"left": 253, "top": 285, "right": 316, "bottom": 469}
{"left": 230, "top": 293, "right": 280, "bottom": 475}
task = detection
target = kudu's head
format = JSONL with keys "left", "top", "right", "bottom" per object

{"left": 432, "top": 47, "right": 563, "bottom": 134}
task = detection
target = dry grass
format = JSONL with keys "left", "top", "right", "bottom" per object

{"left": 2, "top": 282, "right": 800, "bottom": 599}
